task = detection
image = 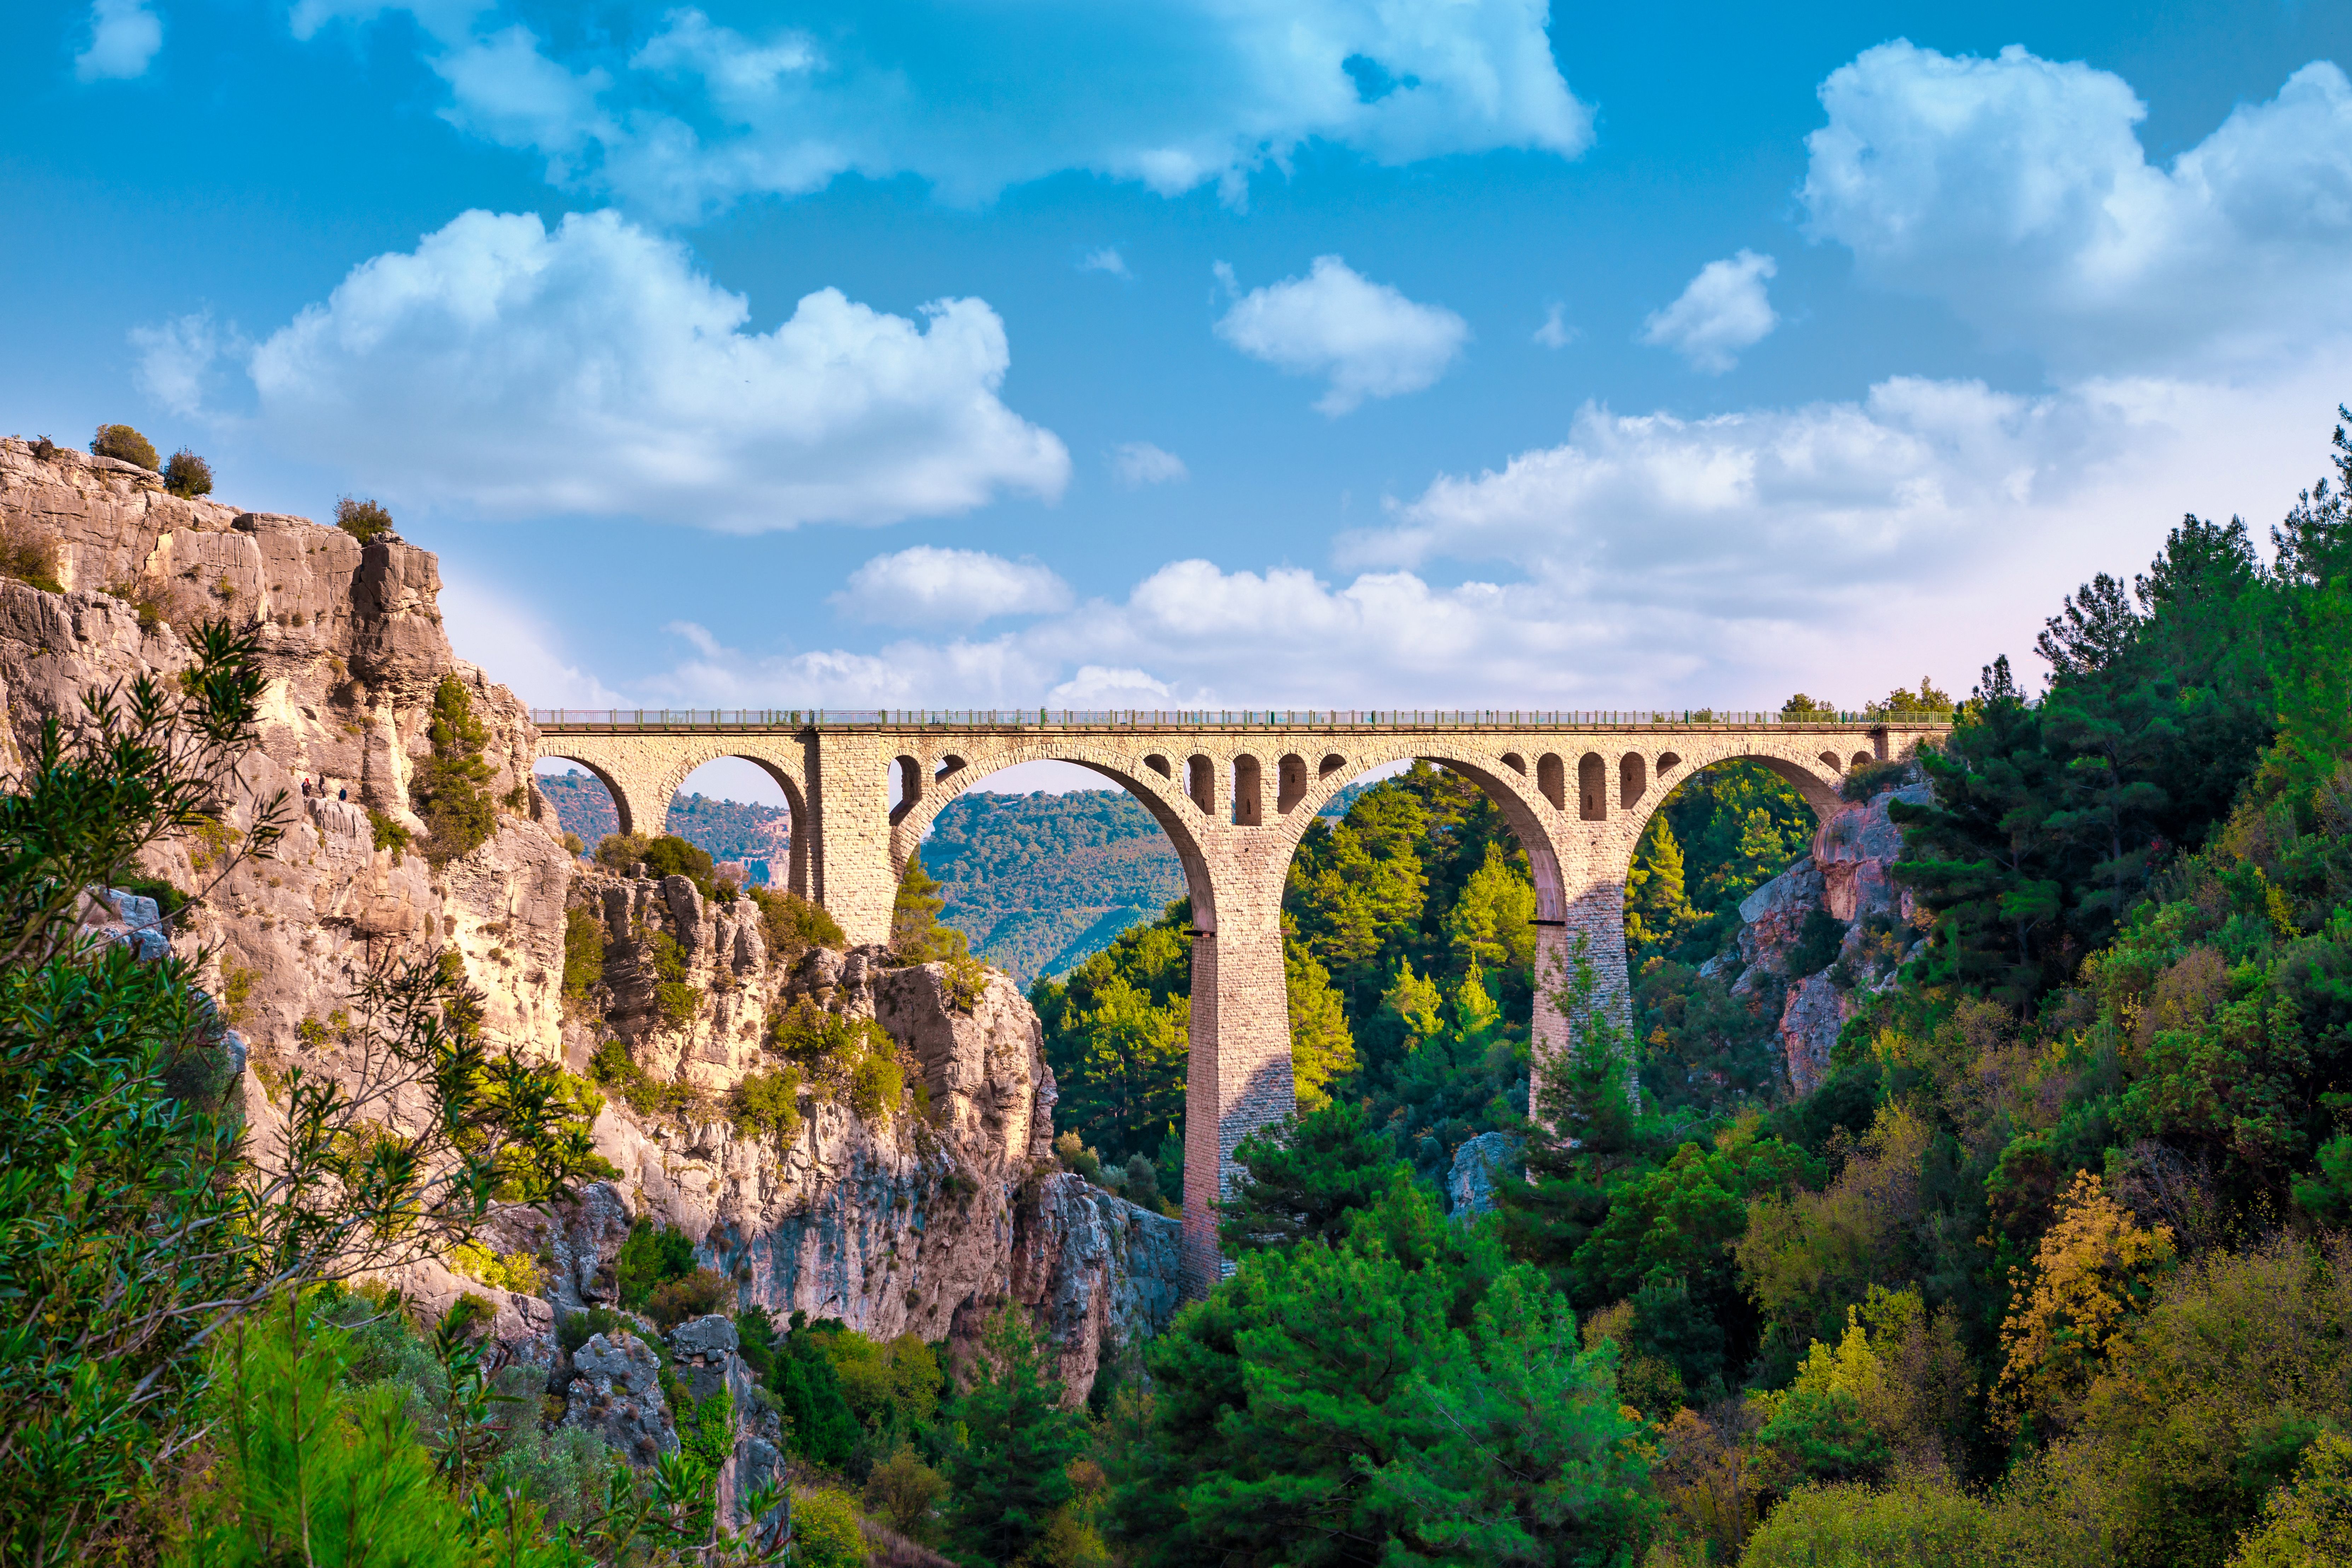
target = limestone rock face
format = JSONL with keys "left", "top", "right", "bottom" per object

{"left": 0, "top": 438, "right": 571, "bottom": 1077}
{"left": 0, "top": 436, "right": 1178, "bottom": 1436}
{"left": 565, "top": 1331, "right": 676, "bottom": 1463}
{"left": 1815, "top": 784, "right": 1931, "bottom": 924}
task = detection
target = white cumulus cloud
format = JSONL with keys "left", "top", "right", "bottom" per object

{"left": 1640, "top": 250, "right": 1777, "bottom": 373}
{"left": 1803, "top": 42, "right": 2352, "bottom": 370}
{"left": 287, "top": 0, "right": 1589, "bottom": 219}
{"left": 1532, "top": 303, "right": 1575, "bottom": 349}
{"left": 1110, "top": 442, "right": 1187, "bottom": 486}
{"left": 1214, "top": 256, "right": 1469, "bottom": 416}
{"left": 832, "top": 546, "right": 1073, "bottom": 627}
{"left": 75, "top": 0, "right": 162, "bottom": 81}
{"left": 1080, "top": 247, "right": 1131, "bottom": 278}
{"left": 149, "top": 208, "right": 1067, "bottom": 530}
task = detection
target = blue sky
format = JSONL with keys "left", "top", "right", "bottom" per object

{"left": 9, "top": 0, "right": 2352, "bottom": 803}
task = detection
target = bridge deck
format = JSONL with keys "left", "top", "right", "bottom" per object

{"left": 532, "top": 707, "right": 1947, "bottom": 733}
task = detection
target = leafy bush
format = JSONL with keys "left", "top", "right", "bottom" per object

{"left": 0, "top": 521, "right": 63, "bottom": 594}
{"left": 556, "top": 1306, "right": 624, "bottom": 1354}
{"left": 561, "top": 905, "right": 603, "bottom": 1005}
{"left": 91, "top": 423, "right": 158, "bottom": 469}
{"left": 114, "top": 874, "right": 191, "bottom": 918}
{"left": 29, "top": 435, "right": 57, "bottom": 461}
{"left": 368, "top": 807, "right": 412, "bottom": 862}
{"left": 1838, "top": 756, "right": 1915, "bottom": 803}
{"left": 588, "top": 1037, "right": 700, "bottom": 1121}
{"left": 730, "top": 1067, "right": 804, "bottom": 1142}
{"left": 850, "top": 1049, "right": 905, "bottom": 1118}
{"left": 415, "top": 675, "right": 496, "bottom": 865}
{"left": 750, "top": 884, "right": 844, "bottom": 960}
{"left": 163, "top": 448, "right": 213, "bottom": 498}
{"left": 449, "top": 1241, "right": 544, "bottom": 1293}
{"left": 2231, "top": 1430, "right": 2352, "bottom": 1567}
{"left": 792, "top": 1488, "right": 867, "bottom": 1568}
{"left": 336, "top": 496, "right": 394, "bottom": 543}
{"left": 649, "top": 930, "right": 702, "bottom": 1031}
{"left": 1054, "top": 1129, "right": 1105, "bottom": 1184}
{"left": 1738, "top": 1474, "right": 2001, "bottom": 1567}
{"left": 615, "top": 1217, "right": 697, "bottom": 1310}
{"left": 646, "top": 1267, "right": 730, "bottom": 1330}
{"left": 866, "top": 1442, "right": 949, "bottom": 1539}
{"left": 594, "top": 831, "right": 649, "bottom": 872}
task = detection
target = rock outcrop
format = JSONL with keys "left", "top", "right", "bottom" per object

{"left": 0, "top": 435, "right": 1177, "bottom": 1462}
{"left": 1705, "top": 780, "right": 1932, "bottom": 1093}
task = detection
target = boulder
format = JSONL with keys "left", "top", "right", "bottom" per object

{"left": 564, "top": 1330, "right": 676, "bottom": 1462}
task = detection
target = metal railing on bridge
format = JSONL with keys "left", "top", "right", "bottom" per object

{"left": 531, "top": 707, "right": 1952, "bottom": 731}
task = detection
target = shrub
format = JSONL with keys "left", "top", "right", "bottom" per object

{"left": 0, "top": 521, "right": 64, "bottom": 594}
{"left": 749, "top": 884, "right": 843, "bottom": 960}
{"left": 1738, "top": 1474, "right": 2000, "bottom": 1567}
{"left": 646, "top": 1267, "right": 731, "bottom": 1330}
{"left": 615, "top": 1217, "right": 697, "bottom": 1310}
{"left": 850, "top": 1050, "right": 905, "bottom": 1118}
{"left": 91, "top": 423, "right": 158, "bottom": 469}
{"left": 1839, "top": 757, "right": 1916, "bottom": 803}
{"left": 588, "top": 1038, "right": 690, "bottom": 1118}
{"left": 369, "top": 808, "right": 413, "bottom": 863}
{"left": 793, "top": 1488, "right": 867, "bottom": 1568}
{"left": 450, "top": 1241, "right": 545, "bottom": 1293}
{"left": 162, "top": 449, "right": 213, "bottom": 498}
{"left": 866, "top": 1442, "right": 949, "bottom": 1538}
{"left": 29, "top": 436, "right": 57, "bottom": 461}
{"left": 649, "top": 931, "right": 702, "bottom": 1032}
{"left": 1054, "top": 1130, "right": 1105, "bottom": 1185}
{"left": 336, "top": 496, "right": 394, "bottom": 543}
{"left": 114, "top": 875, "right": 191, "bottom": 919}
{"left": 594, "top": 832, "right": 649, "bottom": 872}
{"left": 560, "top": 830, "right": 584, "bottom": 855}
{"left": 2231, "top": 1430, "right": 2352, "bottom": 1567}
{"left": 561, "top": 905, "right": 604, "bottom": 1005}
{"left": 557, "top": 1307, "right": 625, "bottom": 1355}
{"left": 641, "top": 834, "right": 716, "bottom": 893}
{"left": 731, "top": 1067, "right": 804, "bottom": 1143}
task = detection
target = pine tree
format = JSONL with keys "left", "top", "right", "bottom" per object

{"left": 1624, "top": 812, "right": 1699, "bottom": 955}
{"left": 943, "top": 1307, "right": 1086, "bottom": 1565}
{"left": 1220, "top": 1097, "right": 1404, "bottom": 1255}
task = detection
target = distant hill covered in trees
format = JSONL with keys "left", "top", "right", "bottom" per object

{"left": 537, "top": 772, "right": 792, "bottom": 879}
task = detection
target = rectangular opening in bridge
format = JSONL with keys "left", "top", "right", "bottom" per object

{"left": 1189, "top": 754, "right": 1215, "bottom": 813}
{"left": 1578, "top": 752, "right": 1607, "bottom": 821}
{"left": 1277, "top": 753, "right": 1306, "bottom": 813}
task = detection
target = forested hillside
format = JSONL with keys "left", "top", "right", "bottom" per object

{"left": 538, "top": 771, "right": 792, "bottom": 878}
{"left": 1039, "top": 416, "right": 2352, "bottom": 1565}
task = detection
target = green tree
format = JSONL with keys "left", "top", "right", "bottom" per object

{"left": 1624, "top": 813, "right": 1699, "bottom": 955}
{"left": 1220, "top": 1097, "right": 1404, "bottom": 1255}
{"left": 892, "top": 851, "right": 971, "bottom": 964}
{"left": 1285, "top": 930, "right": 1357, "bottom": 1111}
{"left": 943, "top": 1306, "right": 1087, "bottom": 1566}
{"left": 414, "top": 674, "right": 496, "bottom": 865}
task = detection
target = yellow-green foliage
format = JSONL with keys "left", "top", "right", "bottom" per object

{"left": 1995, "top": 1170, "right": 2175, "bottom": 1436}
{"left": 942, "top": 946, "right": 989, "bottom": 1012}
{"left": 865, "top": 1441, "right": 949, "bottom": 1538}
{"left": 187, "top": 815, "right": 241, "bottom": 875}
{"left": 335, "top": 496, "right": 393, "bottom": 543}
{"left": 648, "top": 931, "right": 701, "bottom": 1032}
{"left": 772, "top": 998, "right": 907, "bottom": 1118}
{"left": 2231, "top": 1431, "right": 2352, "bottom": 1568}
{"left": 92, "top": 423, "right": 158, "bottom": 469}
{"left": 589, "top": 1038, "right": 700, "bottom": 1122}
{"left": 1283, "top": 935, "right": 1355, "bottom": 1110}
{"left": 749, "top": 884, "right": 844, "bottom": 959}
{"left": 368, "top": 808, "right": 412, "bottom": 863}
{"left": 449, "top": 1242, "right": 544, "bottom": 1294}
{"left": 791, "top": 1488, "right": 866, "bottom": 1568}
{"left": 0, "top": 521, "right": 64, "bottom": 594}
{"left": 824, "top": 1330, "right": 944, "bottom": 1431}
{"left": 730, "top": 1067, "right": 804, "bottom": 1142}
{"left": 1736, "top": 1473, "right": 2002, "bottom": 1568}
{"left": 561, "top": 905, "right": 603, "bottom": 1005}
{"left": 218, "top": 955, "right": 256, "bottom": 1026}
{"left": 594, "top": 831, "right": 648, "bottom": 872}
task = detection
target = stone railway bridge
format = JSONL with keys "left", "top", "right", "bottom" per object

{"left": 534, "top": 708, "right": 1949, "bottom": 1292}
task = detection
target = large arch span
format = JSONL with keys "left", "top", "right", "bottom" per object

{"left": 533, "top": 710, "right": 1945, "bottom": 1294}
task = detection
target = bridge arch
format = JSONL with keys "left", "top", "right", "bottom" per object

{"left": 534, "top": 754, "right": 639, "bottom": 838}
{"left": 882, "top": 741, "right": 1223, "bottom": 932}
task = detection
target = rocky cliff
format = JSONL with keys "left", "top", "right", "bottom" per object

{"left": 1, "top": 437, "right": 1175, "bottom": 1487}
{"left": 1703, "top": 780, "right": 1933, "bottom": 1093}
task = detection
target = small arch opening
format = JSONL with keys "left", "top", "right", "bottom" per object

{"left": 1232, "top": 755, "right": 1263, "bottom": 826}
{"left": 1852, "top": 750, "right": 1874, "bottom": 770}
{"left": 534, "top": 758, "right": 625, "bottom": 847}
{"left": 888, "top": 754, "right": 925, "bottom": 826}
{"left": 1657, "top": 751, "right": 1682, "bottom": 774}
{"left": 935, "top": 753, "right": 967, "bottom": 782}
{"left": 1318, "top": 753, "right": 1347, "bottom": 777}
{"left": 1620, "top": 752, "right": 1647, "bottom": 808}
{"left": 1145, "top": 753, "right": 1172, "bottom": 779}
{"left": 1277, "top": 753, "right": 1307, "bottom": 814}
{"left": 1578, "top": 752, "right": 1607, "bottom": 821}
{"left": 1501, "top": 752, "right": 1527, "bottom": 775}
{"left": 1819, "top": 751, "right": 1842, "bottom": 772}
{"left": 1188, "top": 754, "right": 1215, "bottom": 814}
{"left": 1537, "top": 753, "right": 1565, "bottom": 810}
